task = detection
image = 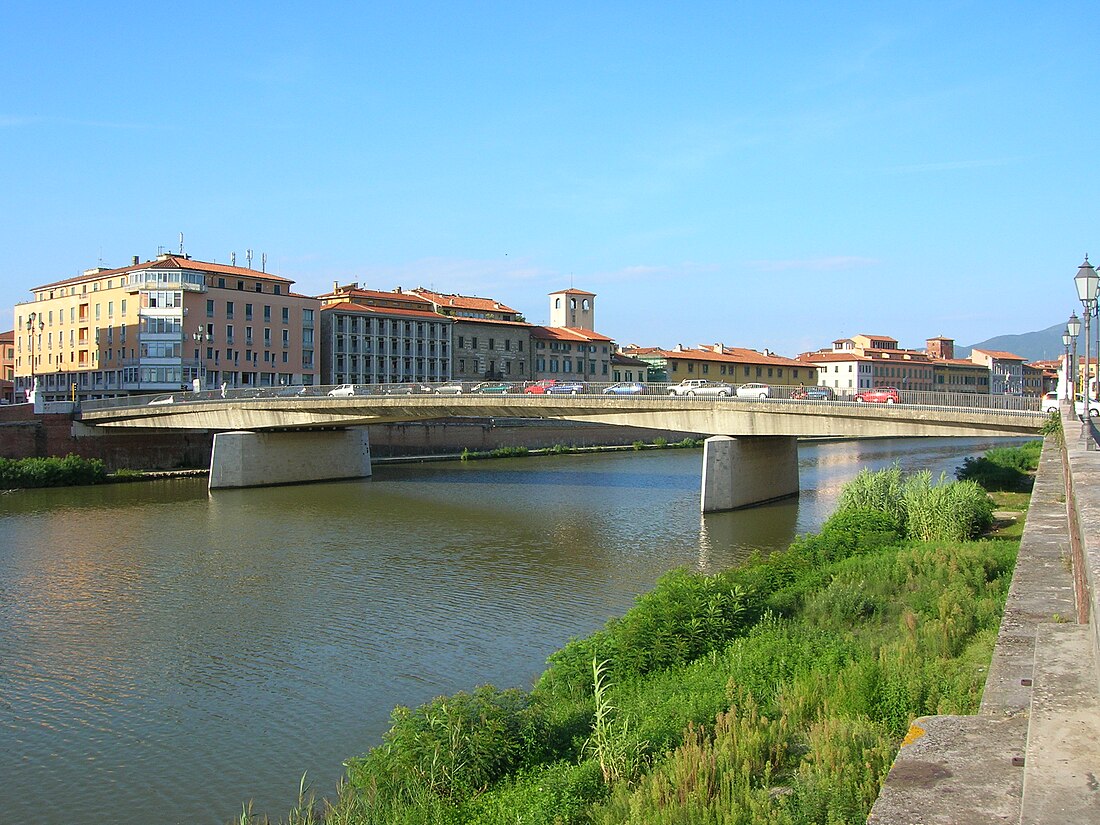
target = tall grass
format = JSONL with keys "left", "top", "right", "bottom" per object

{"left": 0, "top": 453, "right": 107, "bottom": 488}
{"left": 243, "top": 466, "right": 1019, "bottom": 825}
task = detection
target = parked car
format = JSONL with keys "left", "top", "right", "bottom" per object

{"left": 1042, "top": 392, "right": 1100, "bottom": 417}
{"left": 792, "top": 385, "right": 835, "bottom": 400}
{"left": 383, "top": 384, "right": 431, "bottom": 395}
{"left": 327, "top": 384, "right": 370, "bottom": 397}
{"left": 276, "top": 385, "right": 314, "bottom": 398}
{"left": 435, "top": 382, "right": 467, "bottom": 395}
{"left": 603, "top": 382, "right": 647, "bottom": 395}
{"left": 667, "top": 379, "right": 733, "bottom": 397}
{"left": 736, "top": 382, "right": 770, "bottom": 399}
{"left": 523, "top": 379, "right": 557, "bottom": 394}
{"left": 545, "top": 382, "right": 587, "bottom": 395}
{"left": 856, "top": 386, "right": 900, "bottom": 404}
{"left": 470, "top": 382, "right": 511, "bottom": 394}
{"left": 148, "top": 394, "right": 175, "bottom": 405}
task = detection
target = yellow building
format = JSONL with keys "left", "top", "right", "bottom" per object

{"left": 14, "top": 253, "right": 320, "bottom": 401}
{"left": 623, "top": 343, "right": 818, "bottom": 386}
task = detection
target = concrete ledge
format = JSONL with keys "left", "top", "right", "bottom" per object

{"left": 867, "top": 714, "right": 1027, "bottom": 824}
{"left": 870, "top": 435, "right": 1073, "bottom": 823}
{"left": 1019, "top": 623, "right": 1100, "bottom": 824}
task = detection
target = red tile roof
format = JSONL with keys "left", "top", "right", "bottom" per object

{"left": 972, "top": 348, "right": 1027, "bottom": 361}
{"left": 320, "top": 302, "right": 450, "bottom": 321}
{"left": 550, "top": 288, "right": 596, "bottom": 296}
{"left": 626, "top": 345, "right": 809, "bottom": 369}
{"left": 530, "top": 326, "right": 613, "bottom": 343}
{"left": 33, "top": 255, "right": 293, "bottom": 290}
{"left": 409, "top": 288, "right": 520, "bottom": 315}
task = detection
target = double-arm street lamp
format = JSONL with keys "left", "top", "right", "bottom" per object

{"left": 1074, "top": 258, "right": 1099, "bottom": 418}
{"left": 1068, "top": 311, "right": 1082, "bottom": 400}
{"left": 25, "top": 311, "right": 44, "bottom": 401}
{"left": 1063, "top": 328, "right": 1073, "bottom": 399}
{"left": 193, "top": 326, "right": 210, "bottom": 391}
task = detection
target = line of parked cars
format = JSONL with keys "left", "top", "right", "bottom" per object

{"left": 665, "top": 379, "right": 772, "bottom": 399}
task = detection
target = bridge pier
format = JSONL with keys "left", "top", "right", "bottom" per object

{"left": 700, "top": 435, "right": 799, "bottom": 513}
{"left": 208, "top": 428, "right": 372, "bottom": 490}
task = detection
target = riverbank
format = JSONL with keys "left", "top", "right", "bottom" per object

{"left": 240, "top": 443, "right": 1036, "bottom": 824}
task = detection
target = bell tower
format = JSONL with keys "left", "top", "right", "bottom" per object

{"left": 549, "top": 288, "right": 595, "bottom": 330}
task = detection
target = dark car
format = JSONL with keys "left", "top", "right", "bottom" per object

{"left": 470, "top": 382, "right": 512, "bottom": 394}
{"left": 383, "top": 384, "right": 432, "bottom": 395}
{"left": 792, "top": 385, "right": 835, "bottom": 400}
{"left": 545, "top": 382, "right": 586, "bottom": 395}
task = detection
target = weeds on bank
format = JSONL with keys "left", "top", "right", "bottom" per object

{"left": 242, "top": 443, "right": 1035, "bottom": 825}
{"left": 0, "top": 453, "right": 107, "bottom": 488}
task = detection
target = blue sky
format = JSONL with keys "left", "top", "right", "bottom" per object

{"left": 2, "top": 1, "right": 1098, "bottom": 356}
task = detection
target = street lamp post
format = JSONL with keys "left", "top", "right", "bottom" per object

{"left": 193, "top": 327, "right": 209, "bottom": 391}
{"left": 1063, "top": 329, "right": 1073, "bottom": 400}
{"left": 1068, "top": 311, "right": 1082, "bottom": 400}
{"left": 25, "top": 311, "right": 43, "bottom": 402}
{"left": 1074, "top": 257, "right": 1099, "bottom": 419}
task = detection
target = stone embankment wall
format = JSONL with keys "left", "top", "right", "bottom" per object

{"left": 0, "top": 405, "right": 701, "bottom": 470}
{"left": 869, "top": 413, "right": 1100, "bottom": 824}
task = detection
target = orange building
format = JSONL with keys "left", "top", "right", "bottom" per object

{"left": 13, "top": 254, "right": 320, "bottom": 401}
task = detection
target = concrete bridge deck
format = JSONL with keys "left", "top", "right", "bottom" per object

{"left": 77, "top": 390, "right": 1044, "bottom": 439}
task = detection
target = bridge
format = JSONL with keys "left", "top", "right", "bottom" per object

{"left": 76, "top": 383, "right": 1045, "bottom": 509}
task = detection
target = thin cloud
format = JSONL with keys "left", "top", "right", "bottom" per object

{"left": 880, "top": 157, "right": 1021, "bottom": 174}
{"left": 746, "top": 256, "right": 879, "bottom": 273}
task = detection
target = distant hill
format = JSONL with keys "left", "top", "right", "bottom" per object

{"left": 959, "top": 322, "right": 1078, "bottom": 363}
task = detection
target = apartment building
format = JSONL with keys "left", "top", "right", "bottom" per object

{"left": 970, "top": 348, "right": 1027, "bottom": 395}
{"left": 408, "top": 288, "right": 531, "bottom": 381}
{"left": 316, "top": 284, "right": 453, "bottom": 385}
{"left": 1, "top": 330, "right": 14, "bottom": 403}
{"left": 13, "top": 254, "right": 319, "bottom": 401}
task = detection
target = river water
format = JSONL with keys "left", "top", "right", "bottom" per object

{"left": 0, "top": 436, "right": 1021, "bottom": 824}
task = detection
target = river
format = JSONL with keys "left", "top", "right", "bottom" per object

{"left": 0, "top": 436, "right": 1022, "bottom": 824}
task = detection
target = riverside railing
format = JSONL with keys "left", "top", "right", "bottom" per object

{"left": 77, "top": 380, "right": 1051, "bottom": 419}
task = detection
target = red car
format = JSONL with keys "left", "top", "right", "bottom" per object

{"left": 523, "top": 379, "right": 557, "bottom": 394}
{"left": 856, "top": 386, "right": 900, "bottom": 404}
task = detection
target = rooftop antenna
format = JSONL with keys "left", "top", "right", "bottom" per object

{"left": 230, "top": 251, "right": 236, "bottom": 266}
{"left": 261, "top": 252, "right": 267, "bottom": 273}
{"left": 179, "top": 232, "right": 185, "bottom": 255}
{"left": 246, "top": 249, "right": 253, "bottom": 269}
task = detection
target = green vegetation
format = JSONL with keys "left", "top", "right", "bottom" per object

{"left": 955, "top": 439, "right": 1042, "bottom": 491}
{"left": 240, "top": 448, "right": 1031, "bottom": 825}
{"left": 0, "top": 454, "right": 107, "bottom": 488}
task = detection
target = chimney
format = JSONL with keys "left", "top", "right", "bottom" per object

{"left": 395, "top": 286, "right": 402, "bottom": 293}
{"left": 333, "top": 281, "right": 339, "bottom": 292}
{"left": 131, "top": 255, "right": 139, "bottom": 266}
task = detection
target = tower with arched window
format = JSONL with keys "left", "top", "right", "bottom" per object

{"left": 548, "top": 288, "right": 595, "bottom": 331}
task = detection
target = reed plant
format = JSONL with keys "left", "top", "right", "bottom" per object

{"left": 247, "top": 463, "right": 1020, "bottom": 825}
{"left": 0, "top": 453, "right": 107, "bottom": 488}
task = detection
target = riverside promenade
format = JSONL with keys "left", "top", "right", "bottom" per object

{"left": 869, "top": 408, "right": 1100, "bottom": 823}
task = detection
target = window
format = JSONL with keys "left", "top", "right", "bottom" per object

{"left": 264, "top": 305, "right": 271, "bottom": 322}
{"left": 226, "top": 301, "right": 234, "bottom": 319}
{"left": 245, "top": 303, "right": 253, "bottom": 321}
{"left": 282, "top": 307, "right": 289, "bottom": 324}
{"left": 207, "top": 299, "right": 215, "bottom": 317}
{"left": 457, "top": 336, "right": 464, "bottom": 348}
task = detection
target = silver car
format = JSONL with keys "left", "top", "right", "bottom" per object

{"left": 668, "top": 379, "right": 732, "bottom": 397}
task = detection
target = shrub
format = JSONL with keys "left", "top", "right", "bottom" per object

{"left": 955, "top": 440, "right": 1042, "bottom": 491}
{"left": 344, "top": 685, "right": 548, "bottom": 804}
{"left": 0, "top": 454, "right": 107, "bottom": 488}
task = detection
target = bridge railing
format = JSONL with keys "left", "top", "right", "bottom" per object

{"left": 77, "top": 380, "right": 1049, "bottom": 418}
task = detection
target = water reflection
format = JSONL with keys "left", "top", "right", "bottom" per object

{"left": 0, "top": 436, "right": 1026, "bottom": 825}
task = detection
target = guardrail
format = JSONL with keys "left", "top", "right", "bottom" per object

{"left": 77, "top": 380, "right": 1050, "bottom": 419}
